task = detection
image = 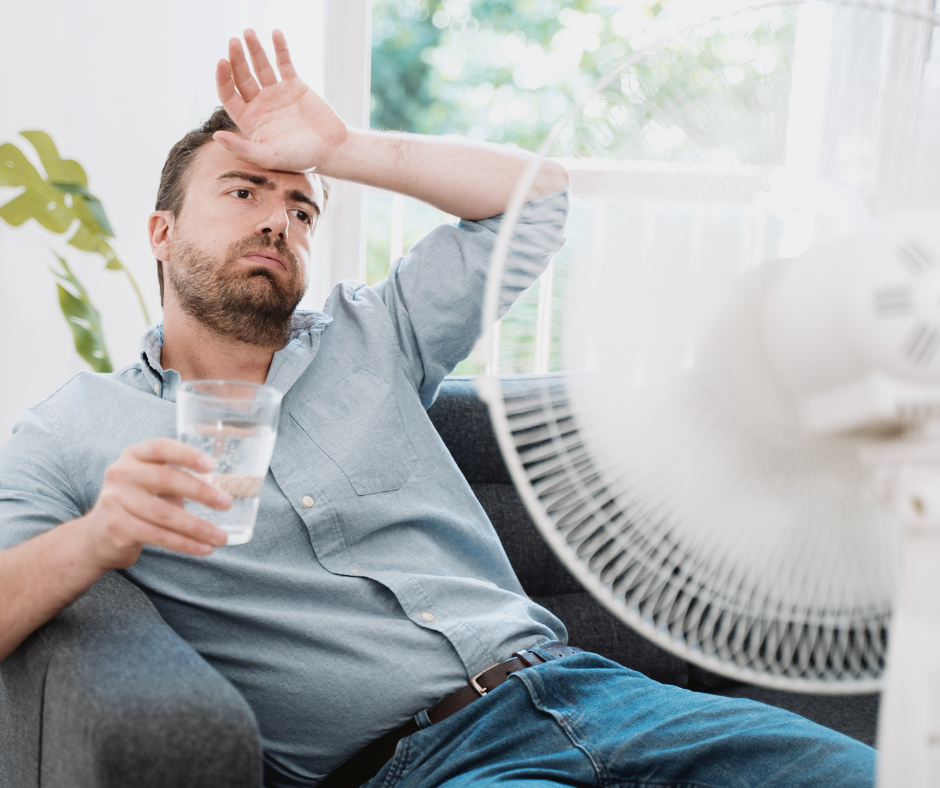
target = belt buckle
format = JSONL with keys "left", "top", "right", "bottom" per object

{"left": 469, "top": 663, "right": 500, "bottom": 696}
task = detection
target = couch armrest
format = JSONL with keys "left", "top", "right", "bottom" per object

{"left": 0, "top": 571, "right": 261, "bottom": 788}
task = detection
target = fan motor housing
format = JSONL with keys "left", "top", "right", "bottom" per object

{"left": 764, "top": 212, "right": 940, "bottom": 434}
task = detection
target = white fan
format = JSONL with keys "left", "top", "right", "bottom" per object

{"left": 477, "top": 2, "right": 940, "bottom": 785}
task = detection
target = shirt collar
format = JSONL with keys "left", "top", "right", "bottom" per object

{"left": 138, "top": 310, "right": 333, "bottom": 399}
{"left": 138, "top": 323, "right": 171, "bottom": 396}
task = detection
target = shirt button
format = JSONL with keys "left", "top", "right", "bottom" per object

{"left": 301, "top": 495, "right": 314, "bottom": 508}
{"left": 421, "top": 612, "right": 434, "bottom": 622}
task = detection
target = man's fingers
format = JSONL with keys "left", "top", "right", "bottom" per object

{"left": 213, "top": 132, "right": 277, "bottom": 169}
{"left": 92, "top": 439, "right": 235, "bottom": 565}
{"left": 213, "top": 130, "right": 245, "bottom": 151}
{"left": 128, "top": 438, "right": 215, "bottom": 473}
{"left": 118, "top": 441, "right": 231, "bottom": 510}
{"left": 216, "top": 59, "right": 247, "bottom": 113}
{"left": 142, "top": 463, "right": 231, "bottom": 509}
{"left": 272, "top": 29, "right": 298, "bottom": 80}
{"left": 119, "top": 487, "right": 229, "bottom": 547}
{"left": 108, "top": 461, "right": 230, "bottom": 511}
{"left": 117, "top": 504, "right": 223, "bottom": 556}
{"left": 228, "top": 36, "right": 261, "bottom": 101}
{"left": 244, "top": 28, "right": 278, "bottom": 88}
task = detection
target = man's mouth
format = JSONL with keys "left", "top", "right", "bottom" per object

{"left": 240, "top": 252, "right": 288, "bottom": 272}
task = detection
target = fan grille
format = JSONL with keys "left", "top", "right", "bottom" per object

{"left": 483, "top": 375, "right": 889, "bottom": 690}
{"left": 480, "top": 0, "right": 940, "bottom": 691}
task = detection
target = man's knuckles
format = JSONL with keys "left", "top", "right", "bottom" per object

{"left": 96, "top": 486, "right": 125, "bottom": 514}
{"left": 103, "top": 462, "right": 130, "bottom": 485}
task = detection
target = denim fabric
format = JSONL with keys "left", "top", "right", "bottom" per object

{"left": 368, "top": 650, "right": 875, "bottom": 788}
{"left": 0, "top": 192, "right": 569, "bottom": 783}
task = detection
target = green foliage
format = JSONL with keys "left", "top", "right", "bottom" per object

{"left": 371, "top": 0, "right": 444, "bottom": 133}
{"left": 0, "top": 131, "right": 150, "bottom": 372}
{"left": 558, "top": 9, "right": 797, "bottom": 165}
{"left": 373, "top": 0, "right": 794, "bottom": 160}
{"left": 51, "top": 253, "right": 112, "bottom": 373}
{"left": 372, "top": 0, "right": 662, "bottom": 149}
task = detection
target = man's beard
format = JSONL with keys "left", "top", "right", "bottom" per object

{"left": 168, "top": 234, "right": 307, "bottom": 347}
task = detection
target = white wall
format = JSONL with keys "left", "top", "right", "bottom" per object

{"left": 0, "top": 0, "right": 335, "bottom": 442}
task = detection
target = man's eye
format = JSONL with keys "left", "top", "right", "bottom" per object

{"left": 290, "top": 209, "right": 312, "bottom": 224}
{"left": 233, "top": 189, "right": 251, "bottom": 199}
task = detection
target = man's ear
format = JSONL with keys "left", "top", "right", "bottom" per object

{"left": 148, "top": 211, "right": 174, "bottom": 263}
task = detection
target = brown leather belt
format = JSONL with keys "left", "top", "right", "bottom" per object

{"left": 316, "top": 641, "right": 583, "bottom": 788}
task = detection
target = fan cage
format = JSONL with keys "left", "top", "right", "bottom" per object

{"left": 478, "top": 0, "right": 940, "bottom": 692}
{"left": 479, "top": 375, "right": 888, "bottom": 692}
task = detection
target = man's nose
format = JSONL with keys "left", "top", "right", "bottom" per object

{"left": 258, "top": 201, "right": 289, "bottom": 241}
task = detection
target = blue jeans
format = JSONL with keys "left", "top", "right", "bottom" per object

{"left": 365, "top": 646, "right": 875, "bottom": 788}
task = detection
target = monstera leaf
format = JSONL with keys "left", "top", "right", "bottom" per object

{"left": 0, "top": 131, "right": 150, "bottom": 371}
{"left": 0, "top": 132, "right": 149, "bottom": 315}
{"left": 51, "top": 253, "right": 112, "bottom": 373}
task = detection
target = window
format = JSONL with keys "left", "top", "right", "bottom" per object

{"left": 370, "top": 0, "right": 640, "bottom": 374}
{"left": 370, "top": 1, "right": 915, "bottom": 379}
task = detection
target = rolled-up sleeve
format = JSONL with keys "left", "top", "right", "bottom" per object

{"left": 0, "top": 404, "right": 82, "bottom": 550}
{"left": 374, "top": 189, "right": 569, "bottom": 407}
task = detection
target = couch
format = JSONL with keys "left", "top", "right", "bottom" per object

{"left": 0, "top": 377, "right": 879, "bottom": 787}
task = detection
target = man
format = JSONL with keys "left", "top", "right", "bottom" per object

{"left": 0, "top": 30, "right": 873, "bottom": 788}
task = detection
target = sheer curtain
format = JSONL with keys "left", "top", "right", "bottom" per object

{"left": 0, "top": 0, "right": 370, "bottom": 442}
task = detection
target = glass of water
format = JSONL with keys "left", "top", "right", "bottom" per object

{"left": 177, "top": 380, "right": 282, "bottom": 545}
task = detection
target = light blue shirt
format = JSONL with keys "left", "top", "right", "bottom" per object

{"left": 0, "top": 191, "right": 568, "bottom": 784}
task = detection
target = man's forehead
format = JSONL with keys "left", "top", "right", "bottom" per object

{"left": 190, "top": 139, "right": 323, "bottom": 204}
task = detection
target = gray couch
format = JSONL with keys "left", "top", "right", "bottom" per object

{"left": 0, "top": 377, "right": 879, "bottom": 788}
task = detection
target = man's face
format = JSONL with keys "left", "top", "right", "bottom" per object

{"left": 162, "top": 138, "right": 324, "bottom": 347}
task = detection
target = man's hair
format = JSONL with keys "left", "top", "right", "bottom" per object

{"left": 153, "top": 106, "right": 329, "bottom": 305}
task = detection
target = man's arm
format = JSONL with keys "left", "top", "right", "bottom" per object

{"left": 212, "top": 30, "right": 569, "bottom": 220}
{"left": 0, "top": 439, "right": 232, "bottom": 662}
{"left": 313, "top": 130, "right": 567, "bottom": 221}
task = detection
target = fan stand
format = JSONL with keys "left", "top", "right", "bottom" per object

{"left": 863, "top": 440, "right": 940, "bottom": 787}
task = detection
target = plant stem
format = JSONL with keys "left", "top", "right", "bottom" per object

{"left": 122, "top": 266, "right": 151, "bottom": 325}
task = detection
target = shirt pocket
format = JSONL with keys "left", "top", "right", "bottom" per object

{"left": 291, "top": 366, "right": 418, "bottom": 495}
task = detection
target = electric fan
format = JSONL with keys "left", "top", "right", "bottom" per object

{"left": 477, "top": 1, "right": 940, "bottom": 785}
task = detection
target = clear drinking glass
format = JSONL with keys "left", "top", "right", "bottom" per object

{"left": 176, "top": 380, "right": 282, "bottom": 545}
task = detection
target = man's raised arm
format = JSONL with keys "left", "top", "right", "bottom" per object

{"left": 211, "top": 30, "right": 569, "bottom": 221}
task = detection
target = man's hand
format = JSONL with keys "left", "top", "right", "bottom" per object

{"left": 0, "top": 439, "right": 231, "bottom": 662}
{"left": 82, "top": 438, "right": 232, "bottom": 570}
{"left": 213, "top": 29, "right": 567, "bottom": 221}
{"left": 214, "top": 29, "right": 348, "bottom": 174}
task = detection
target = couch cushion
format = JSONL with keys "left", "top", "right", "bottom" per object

{"left": 427, "top": 378, "right": 511, "bottom": 485}
{"left": 470, "top": 482, "right": 582, "bottom": 597}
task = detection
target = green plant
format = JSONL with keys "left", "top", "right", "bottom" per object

{"left": 0, "top": 131, "right": 150, "bottom": 373}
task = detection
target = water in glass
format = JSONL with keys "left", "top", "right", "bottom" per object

{"left": 180, "top": 421, "right": 276, "bottom": 544}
